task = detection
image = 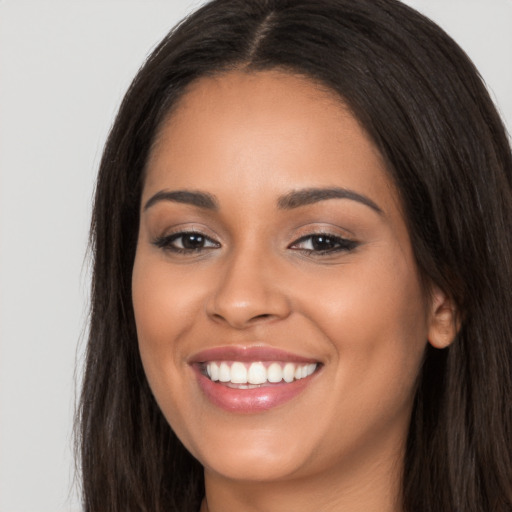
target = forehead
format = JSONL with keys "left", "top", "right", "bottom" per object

{"left": 143, "top": 69, "right": 396, "bottom": 214}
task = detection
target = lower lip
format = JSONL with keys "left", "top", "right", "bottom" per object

{"left": 193, "top": 367, "right": 317, "bottom": 413}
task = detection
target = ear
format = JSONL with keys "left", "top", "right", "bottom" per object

{"left": 427, "top": 286, "right": 459, "bottom": 349}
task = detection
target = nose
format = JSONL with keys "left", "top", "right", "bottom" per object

{"left": 206, "top": 247, "right": 291, "bottom": 329}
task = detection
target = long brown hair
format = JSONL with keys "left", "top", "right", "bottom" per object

{"left": 77, "top": 1, "right": 512, "bottom": 510}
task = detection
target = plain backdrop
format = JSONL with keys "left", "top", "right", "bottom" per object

{"left": 0, "top": 1, "right": 510, "bottom": 511}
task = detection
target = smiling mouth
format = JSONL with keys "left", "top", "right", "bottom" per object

{"left": 202, "top": 361, "right": 319, "bottom": 388}
{"left": 190, "top": 346, "right": 322, "bottom": 412}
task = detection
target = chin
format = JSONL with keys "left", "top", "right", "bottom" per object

{"left": 201, "top": 448, "right": 306, "bottom": 482}
{"left": 181, "top": 419, "right": 319, "bottom": 483}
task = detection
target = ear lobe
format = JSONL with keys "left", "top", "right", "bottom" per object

{"left": 427, "top": 286, "right": 459, "bottom": 349}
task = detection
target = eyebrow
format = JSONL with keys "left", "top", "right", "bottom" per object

{"left": 144, "top": 190, "right": 219, "bottom": 211}
{"left": 277, "top": 187, "right": 383, "bottom": 214}
{"left": 143, "top": 186, "right": 383, "bottom": 215}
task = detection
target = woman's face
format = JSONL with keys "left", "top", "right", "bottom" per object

{"left": 132, "top": 70, "right": 435, "bottom": 484}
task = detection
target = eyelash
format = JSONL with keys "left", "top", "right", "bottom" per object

{"left": 152, "top": 231, "right": 358, "bottom": 256}
{"left": 153, "top": 231, "right": 220, "bottom": 254}
{"left": 289, "top": 233, "right": 359, "bottom": 255}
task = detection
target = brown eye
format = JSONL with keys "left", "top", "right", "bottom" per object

{"left": 153, "top": 231, "right": 220, "bottom": 253}
{"left": 290, "top": 233, "right": 358, "bottom": 254}
{"left": 180, "top": 233, "right": 206, "bottom": 249}
{"left": 310, "top": 235, "right": 338, "bottom": 251}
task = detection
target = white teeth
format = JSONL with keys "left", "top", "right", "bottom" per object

{"left": 283, "top": 363, "right": 295, "bottom": 383}
{"left": 210, "top": 362, "right": 219, "bottom": 381}
{"left": 204, "top": 361, "right": 318, "bottom": 385}
{"left": 247, "top": 362, "right": 267, "bottom": 384}
{"left": 267, "top": 362, "right": 283, "bottom": 383}
{"left": 218, "top": 362, "right": 230, "bottom": 382}
{"left": 230, "top": 362, "right": 247, "bottom": 383}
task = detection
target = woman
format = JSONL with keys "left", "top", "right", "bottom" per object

{"left": 77, "top": 0, "right": 512, "bottom": 511}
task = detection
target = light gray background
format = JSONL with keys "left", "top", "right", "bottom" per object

{"left": 0, "top": 1, "right": 510, "bottom": 511}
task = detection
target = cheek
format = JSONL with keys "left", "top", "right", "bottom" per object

{"left": 297, "top": 247, "right": 429, "bottom": 411}
{"left": 132, "top": 249, "right": 199, "bottom": 403}
{"left": 132, "top": 251, "right": 212, "bottom": 452}
{"left": 132, "top": 249, "right": 203, "bottom": 350}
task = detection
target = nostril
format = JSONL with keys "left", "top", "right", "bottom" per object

{"left": 246, "top": 313, "right": 283, "bottom": 326}
{"left": 252, "top": 313, "right": 273, "bottom": 321}
{"left": 211, "top": 311, "right": 277, "bottom": 328}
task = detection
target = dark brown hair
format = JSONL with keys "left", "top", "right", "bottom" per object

{"left": 77, "top": 1, "right": 512, "bottom": 511}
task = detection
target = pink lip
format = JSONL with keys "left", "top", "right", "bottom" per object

{"left": 189, "top": 346, "right": 321, "bottom": 413}
{"left": 188, "top": 345, "right": 318, "bottom": 364}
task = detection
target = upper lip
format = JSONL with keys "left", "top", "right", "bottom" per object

{"left": 188, "top": 345, "right": 320, "bottom": 364}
